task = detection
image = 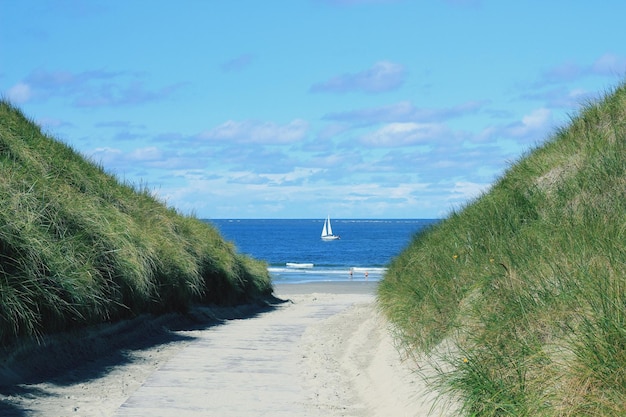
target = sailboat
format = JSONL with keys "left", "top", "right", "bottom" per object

{"left": 321, "top": 215, "right": 340, "bottom": 240}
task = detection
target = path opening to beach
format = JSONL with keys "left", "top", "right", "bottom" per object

{"left": 1, "top": 282, "right": 450, "bottom": 417}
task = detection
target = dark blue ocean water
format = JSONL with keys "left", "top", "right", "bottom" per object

{"left": 206, "top": 219, "right": 438, "bottom": 283}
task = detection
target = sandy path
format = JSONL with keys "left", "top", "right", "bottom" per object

{"left": 299, "top": 296, "right": 433, "bottom": 416}
{"left": 1, "top": 282, "right": 452, "bottom": 416}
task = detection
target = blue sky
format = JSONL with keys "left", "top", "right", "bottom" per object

{"left": 2, "top": 0, "right": 625, "bottom": 219}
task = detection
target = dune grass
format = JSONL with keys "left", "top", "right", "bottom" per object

{"left": 0, "top": 100, "right": 272, "bottom": 347}
{"left": 378, "top": 83, "right": 626, "bottom": 416}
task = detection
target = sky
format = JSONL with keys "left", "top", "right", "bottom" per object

{"left": 1, "top": 0, "right": 625, "bottom": 219}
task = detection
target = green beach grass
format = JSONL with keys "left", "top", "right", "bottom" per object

{"left": 378, "top": 83, "right": 626, "bottom": 416}
{"left": 0, "top": 100, "right": 272, "bottom": 347}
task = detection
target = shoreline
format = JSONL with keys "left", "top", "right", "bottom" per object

{"left": 273, "top": 279, "right": 379, "bottom": 295}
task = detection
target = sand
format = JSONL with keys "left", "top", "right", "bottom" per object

{"left": 0, "top": 281, "right": 453, "bottom": 416}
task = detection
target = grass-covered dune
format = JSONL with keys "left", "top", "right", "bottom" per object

{"left": 0, "top": 100, "right": 272, "bottom": 347}
{"left": 379, "top": 83, "right": 626, "bottom": 416}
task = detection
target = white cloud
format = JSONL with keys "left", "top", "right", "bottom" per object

{"left": 478, "top": 108, "right": 554, "bottom": 143}
{"left": 198, "top": 119, "right": 309, "bottom": 145}
{"left": 227, "top": 172, "right": 269, "bottom": 185}
{"left": 520, "top": 87, "right": 593, "bottom": 109}
{"left": 449, "top": 181, "right": 490, "bottom": 200}
{"left": 6, "top": 82, "right": 33, "bottom": 103}
{"left": 89, "top": 147, "right": 124, "bottom": 166}
{"left": 36, "top": 117, "right": 71, "bottom": 129}
{"left": 591, "top": 53, "right": 626, "bottom": 76}
{"left": 310, "top": 61, "right": 406, "bottom": 94}
{"left": 93, "top": 146, "right": 165, "bottom": 163}
{"left": 539, "top": 53, "right": 626, "bottom": 85}
{"left": 509, "top": 108, "right": 553, "bottom": 138}
{"left": 218, "top": 167, "right": 324, "bottom": 186}
{"left": 262, "top": 167, "right": 323, "bottom": 185}
{"left": 325, "top": 100, "right": 486, "bottom": 124}
{"left": 7, "top": 69, "right": 181, "bottom": 107}
{"left": 88, "top": 146, "right": 193, "bottom": 172}
{"left": 128, "top": 146, "right": 163, "bottom": 162}
{"left": 360, "top": 122, "right": 447, "bottom": 147}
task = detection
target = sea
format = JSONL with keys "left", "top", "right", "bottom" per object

{"left": 206, "top": 219, "right": 438, "bottom": 284}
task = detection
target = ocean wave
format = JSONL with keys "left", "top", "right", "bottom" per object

{"left": 285, "top": 262, "right": 314, "bottom": 268}
{"left": 268, "top": 265, "right": 387, "bottom": 283}
{"left": 336, "top": 219, "right": 428, "bottom": 223}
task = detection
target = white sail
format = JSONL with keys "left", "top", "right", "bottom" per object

{"left": 321, "top": 218, "right": 328, "bottom": 237}
{"left": 321, "top": 216, "right": 340, "bottom": 240}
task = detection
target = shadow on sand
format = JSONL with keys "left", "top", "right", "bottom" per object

{"left": 0, "top": 295, "right": 287, "bottom": 416}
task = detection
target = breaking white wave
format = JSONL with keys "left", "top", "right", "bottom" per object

{"left": 269, "top": 265, "right": 387, "bottom": 283}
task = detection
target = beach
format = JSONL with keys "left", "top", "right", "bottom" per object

{"left": 1, "top": 281, "right": 451, "bottom": 416}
